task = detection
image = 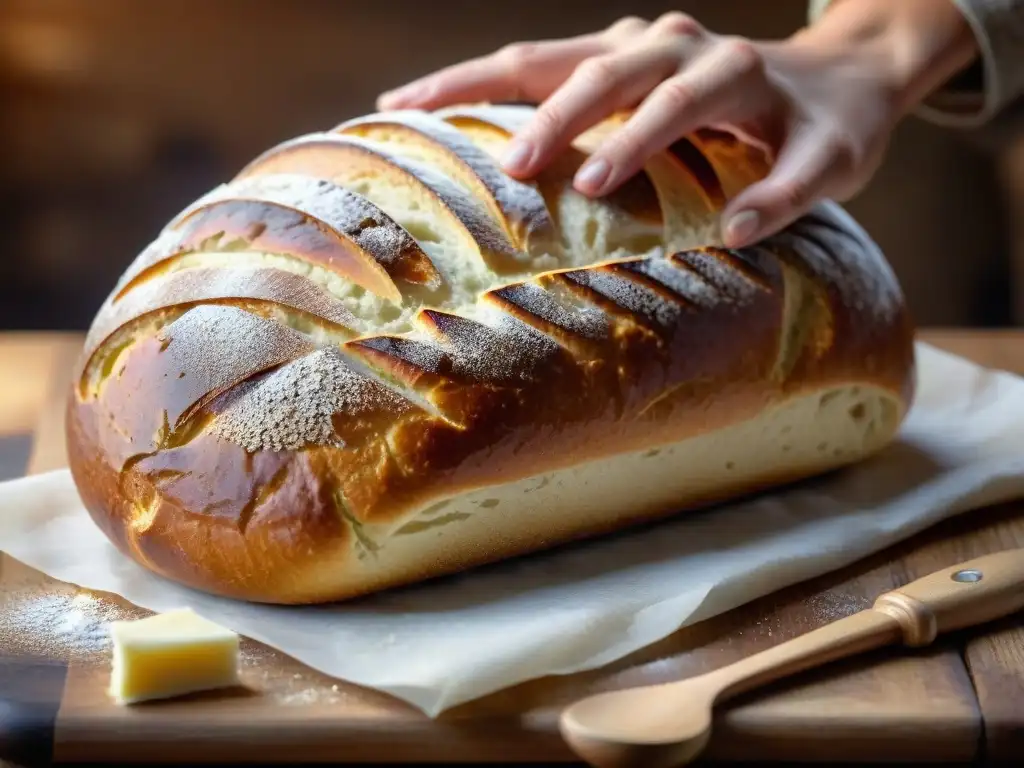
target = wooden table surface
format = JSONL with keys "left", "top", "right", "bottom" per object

{"left": 1, "top": 329, "right": 1023, "bottom": 765}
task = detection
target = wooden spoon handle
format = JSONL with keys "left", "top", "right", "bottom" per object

{"left": 559, "top": 549, "right": 1024, "bottom": 768}
{"left": 874, "top": 548, "right": 1024, "bottom": 646}
{"left": 709, "top": 607, "right": 901, "bottom": 702}
{"left": 710, "top": 547, "right": 1024, "bottom": 702}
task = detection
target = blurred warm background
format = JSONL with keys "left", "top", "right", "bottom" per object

{"left": 1, "top": 0, "right": 1020, "bottom": 331}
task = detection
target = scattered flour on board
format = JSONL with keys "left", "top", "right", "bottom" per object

{"left": 0, "top": 588, "right": 141, "bottom": 662}
{"left": 239, "top": 644, "right": 352, "bottom": 707}
{"left": 0, "top": 586, "right": 354, "bottom": 707}
{"left": 804, "top": 590, "right": 870, "bottom": 625}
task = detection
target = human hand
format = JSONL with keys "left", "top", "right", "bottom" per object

{"left": 378, "top": 1, "right": 977, "bottom": 248}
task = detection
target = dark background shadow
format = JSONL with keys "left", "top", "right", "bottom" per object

{"left": 0, "top": 0, "right": 1016, "bottom": 331}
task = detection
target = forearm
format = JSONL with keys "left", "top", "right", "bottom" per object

{"left": 798, "top": 0, "right": 980, "bottom": 118}
{"left": 809, "top": 0, "right": 1024, "bottom": 128}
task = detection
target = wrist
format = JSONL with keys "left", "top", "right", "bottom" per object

{"left": 792, "top": 0, "right": 980, "bottom": 117}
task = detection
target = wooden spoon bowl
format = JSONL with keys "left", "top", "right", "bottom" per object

{"left": 560, "top": 548, "right": 1024, "bottom": 768}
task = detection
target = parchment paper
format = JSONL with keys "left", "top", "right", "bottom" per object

{"left": 2, "top": 341, "right": 1023, "bottom": 717}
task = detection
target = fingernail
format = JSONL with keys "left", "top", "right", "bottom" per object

{"left": 723, "top": 210, "right": 761, "bottom": 246}
{"left": 574, "top": 158, "right": 611, "bottom": 195}
{"left": 501, "top": 139, "right": 535, "bottom": 174}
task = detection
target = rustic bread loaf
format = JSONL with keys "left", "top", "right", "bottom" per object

{"left": 65, "top": 104, "right": 916, "bottom": 605}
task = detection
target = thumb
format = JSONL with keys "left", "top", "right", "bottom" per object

{"left": 718, "top": 128, "right": 845, "bottom": 249}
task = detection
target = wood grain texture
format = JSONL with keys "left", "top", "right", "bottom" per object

{"left": 1, "top": 329, "right": 1022, "bottom": 763}
{"left": 560, "top": 548, "right": 1024, "bottom": 767}
{"left": 924, "top": 329, "right": 1024, "bottom": 762}
{"left": 474, "top": 522, "right": 982, "bottom": 764}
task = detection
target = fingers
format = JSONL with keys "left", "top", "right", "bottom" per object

{"left": 573, "top": 37, "right": 768, "bottom": 196}
{"left": 502, "top": 12, "right": 710, "bottom": 181}
{"left": 376, "top": 34, "right": 608, "bottom": 111}
{"left": 719, "top": 127, "right": 855, "bottom": 248}
{"left": 498, "top": 39, "right": 682, "bottom": 179}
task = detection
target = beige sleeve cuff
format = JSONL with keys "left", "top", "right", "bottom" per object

{"left": 808, "top": 0, "right": 1024, "bottom": 129}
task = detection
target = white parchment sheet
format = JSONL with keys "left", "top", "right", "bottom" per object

{"left": 2, "top": 341, "right": 1023, "bottom": 716}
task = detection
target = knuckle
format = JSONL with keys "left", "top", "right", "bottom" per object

{"left": 575, "top": 55, "right": 621, "bottom": 88}
{"left": 822, "top": 130, "right": 863, "bottom": 170}
{"left": 607, "top": 15, "right": 649, "bottom": 37}
{"left": 531, "top": 102, "right": 568, "bottom": 136}
{"left": 658, "top": 77, "right": 699, "bottom": 112}
{"left": 720, "top": 37, "right": 763, "bottom": 76}
{"left": 653, "top": 11, "right": 703, "bottom": 39}
{"left": 498, "top": 42, "right": 540, "bottom": 76}
{"left": 601, "top": 121, "right": 650, "bottom": 163}
{"left": 775, "top": 177, "right": 815, "bottom": 211}
{"left": 600, "top": 133, "right": 642, "bottom": 168}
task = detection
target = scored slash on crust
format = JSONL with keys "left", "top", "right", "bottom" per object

{"left": 235, "top": 132, "right": 529, "bottom": 275}
{"left": 111, "top": 196, "right": 438, "bottom": 306}
{"left": 79, "top": 266, "right": 362, "bottom": 394}
{"left": 177, "top": 174, "right": 444, "bottom": 298}
{"left": 93, "top": 306, "right": 319, "bottom": 465}
{"left": 151, "top": 306, "right": 318, "bottom": 432}
{"left": 335, "top": 110, "right": 556, "bottom": 252}
{"left": 436, "top": 105, "right": 666, "bottom": 233}
{"left": 433, "top": 104, "right": 761, "bottom": 256}
{"left": 483, "top": 280, "right": 613, "bottom": 360}
{"left": 116, "top": 175, "right": 449, "bottom": 304}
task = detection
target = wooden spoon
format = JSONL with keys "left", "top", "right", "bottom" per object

{"left": 560, "top": 548, "right": 1024, "bottom": 768}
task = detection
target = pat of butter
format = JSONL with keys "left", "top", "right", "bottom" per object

{"left": 108, "top": 607, "right": 240, "bottom": 705}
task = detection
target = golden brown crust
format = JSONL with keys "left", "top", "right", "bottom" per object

{"left": 236, "top": 134, "right": 527, "bottom": 274}
{"left": 66, "top": 104, "right": 916, "bottom": 604}
{"left": 335, "top": 110, "right": 556, "bottom": 251}
{"left": 80, "top": 266, "right": 361, "bottom": 369}
{"left": 111, "top": 178, "right": 444, "bottom": 305}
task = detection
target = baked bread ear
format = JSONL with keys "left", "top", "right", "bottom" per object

{"left": 65, "top": 104, "right": 916, "bottom": 605}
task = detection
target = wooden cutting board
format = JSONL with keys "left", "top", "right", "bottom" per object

{"left": 2, "top": 331, "right": 1023, "bottom": 764}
